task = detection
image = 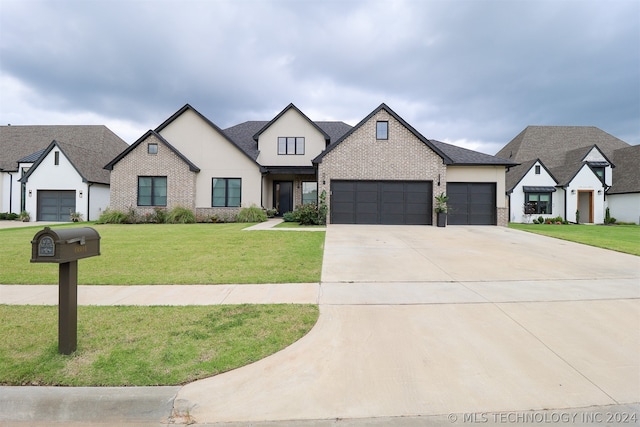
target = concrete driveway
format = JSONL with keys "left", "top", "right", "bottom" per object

{"left": 177, "top": 225, "right": 640, "bottom": 424}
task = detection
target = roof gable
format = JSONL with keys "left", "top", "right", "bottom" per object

{"left": 155, "top": 104, "right": 260, "bottom": 167}
{"left": 505, "top": 159, "right": 558, "bottom": 193}
{"left": 19, "top": 140, "right": 84, "bottom": 183}
{"left": 0, "top": 125, "right": 128, "bottom": 174}
{"left": 496, "top": 126, "right": 629, "bottom": 169}
{"left": 105, "top": 130, "right": 200, "bottom": 172}
{"left": 313, "top": 103, "right": 453, "bottom": 164}
{"left": 253, "top": 104, "right": 331, "bottom": 143}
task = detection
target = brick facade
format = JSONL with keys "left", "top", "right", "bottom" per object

{"left": 317, "top": 110, "right": 447, "bottom": 224}
{"left": 109, "top": 134, "right": 196, "bottom": 215}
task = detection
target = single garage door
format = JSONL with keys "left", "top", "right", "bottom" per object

{"left": 331, "top": 180, "right": 432, "bottom": 225}
{"left": 447, "top": 183, "right": 496, "bottom": 225}
{"left": 38, "top": 190, "right": 76, "bottom": 221}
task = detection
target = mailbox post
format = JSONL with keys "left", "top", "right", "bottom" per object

{"left": 31, "top": 227, "right": 100, "bottom": 354}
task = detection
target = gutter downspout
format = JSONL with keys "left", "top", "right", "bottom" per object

{"left": 86, "top": 183, "right": 93, "bottom": 221}
{"left": 563, "top": 187, "right": 567, "bottom": 223}
{"left": 8, "top": 172, "right": 13, "bottom": 213}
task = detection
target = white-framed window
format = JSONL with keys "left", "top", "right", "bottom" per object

{"left": 376, "top": 121, "right": 388, "bottom": 140}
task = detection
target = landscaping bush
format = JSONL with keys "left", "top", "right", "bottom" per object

{"left": 97, "top": 208, "right": 129, "bottom": 224}
{"left": 167, "top": 206, "right": 196, "bottom": 224}
{"left": 237, "top": 205, "right": 267, "bottom": 223}
{"left": 147, "top": 207, "right": 168, "bottom": 224}
{"left": 296, "top": 203, "right": 320, "bottom": 225}
{"left": 282, "top": 210, "right": 300, "bottom": 222}
{"left": 0, "top": 212, "right": 19, "bottom": 220}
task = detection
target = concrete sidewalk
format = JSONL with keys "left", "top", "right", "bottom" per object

{"left": 1, "top": 225, "right": 639, "bottom": 426}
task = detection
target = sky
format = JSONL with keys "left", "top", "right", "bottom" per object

{"left": 0, "top": 0, "right": 638, "bottom": 155}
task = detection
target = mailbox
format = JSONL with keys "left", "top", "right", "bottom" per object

{"left": 31, "top": 227, "right": 100, "bottom": 263}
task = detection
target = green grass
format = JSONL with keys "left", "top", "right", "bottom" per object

{"left": 274, "top": 221, "right": 326, "bottom": 228}
{"left": 0, "top": 223, "right": 325, "bottom": 285}
{"left": 0, "top": 304, "right": 318, "bottom": 386}
{"left": 509, "top": 223, "right": 640, "bottom": 256}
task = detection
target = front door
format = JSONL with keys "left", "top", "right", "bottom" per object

{"left": 274, "top": 181, "right": 293, "bottom": 216}
{"left": 577, "top": 190, "right": 594, "bottom": 223}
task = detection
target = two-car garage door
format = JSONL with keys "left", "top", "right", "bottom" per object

{"left": 331, "top": 181, "right": 433, "bottom": 225}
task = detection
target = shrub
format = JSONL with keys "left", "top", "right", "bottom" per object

{"left": 318, "top": 190, "right": 328, "bottom": 225}
{"left": 0, "top": 212, "right": 19, "bottom": 220}
{"left": 148, "top": 207, "right": 168, "bottom": 224}
{"left": 97, "top": 208, "right": 128, "bottom": 224}
{"left": 237, "top": 205, "right": 267, "bottom": 223}
{"left": 297, "top": 204, "right": 320, "bottom": 225}
{"left": 167, "top": 206, "right": 196, "bottom": 224}
{"left": 282, "top": 210, "right": 299, "bottom": 222}
{"left": 537, "top": 216, "right": 544, "bottom": 224}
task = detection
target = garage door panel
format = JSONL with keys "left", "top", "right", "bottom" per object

{"left": 331, "top": 180, "right": 432, "bottom": 225}
{"left": 37, "top": 190, "right": 75, "bottom": 222}
{"left": 447, "top": 183, "right": 496, "bottom": 225}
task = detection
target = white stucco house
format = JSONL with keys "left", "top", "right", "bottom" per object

{"left": 0, "top": 126, "right": 128, "bottom": 221}
{"left": 106, "top": 103, "right": 517, "bottom": 226}
{"left": 497, "top": 126, "right": 638, "bottom": 224}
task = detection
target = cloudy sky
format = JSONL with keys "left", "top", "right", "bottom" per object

{"left": 1, "top": 0, "right": 638, "bottom": 154}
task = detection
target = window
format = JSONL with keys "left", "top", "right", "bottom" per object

{"left": 278, "top": 137, "right": 305, "bottom": 155}
{"left": 138, "top": 176, "right": 167, "bottom": 206}
{"left": 148, "top": 143, "right": 158, "bottom": 154}
{"left": 534, "top": 165, "right": 541, "bottom": 174}
{"left": 54, "top": 151, "right": 60, "bottom": 165}
{"left": 376, "top": 121, "right": 388, "bottom": 140}
{"left": 212, "top": 178, "right": 241, "bottom": 207}
{"left": 302, "top": 182, "right": 318, "bottom": 205}
{"left": 525, "top": 192, "right": 551, "bottom": 214}
{"left": 593, "top": 167, "right": 605, "bottom": 182}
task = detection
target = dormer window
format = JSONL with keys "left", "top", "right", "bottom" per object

{"left": 278, "top": 137, "right": 304, "bottom": 155}
{"left": 376, "top": 121, "right": 388, "bottom": 140}
{"left": 588, "top": 161, "right": 608, "bottom": 183}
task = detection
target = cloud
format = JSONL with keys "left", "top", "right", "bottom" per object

{"left": 0, "top": 0, "right": 638, "bottom": 151}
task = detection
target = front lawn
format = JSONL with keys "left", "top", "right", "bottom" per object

{"left": 0, "top": 304, "right": 318, "bottom": 386}
{"left": 0, "top": 223, "right": 325, "bottom": 285}
{"left": 509, "top": 223, "right": 640, "bottom": 256}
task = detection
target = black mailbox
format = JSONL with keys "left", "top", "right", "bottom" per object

{"left": 31, "top": 227, "right": 100, "bottom": 263}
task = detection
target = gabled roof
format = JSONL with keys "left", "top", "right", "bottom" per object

{"left": 496, "top": 126, "right": 629, "bottom": 168}
{"left": 608, "top": 145, "right": 640, "bottom": 194}
{"left": 104, "top": 130, "right": 200, "bottom": 172}
{"left": 505, "top": 159, "right": 559, "bottom": 193}
{"left": 155, "top": 104, "right": 260, "bottom": 166}
{"left": 252, "top": 103, "right": 332, "bottom": 144}
{"left": 313, "top": 103, "right": 454, "bottom": 164}
{"left": 0, "top": 125, "right": 128, "bottom": 174}
{"left": 223, "top": 120, "right": 352, "bottom": 161}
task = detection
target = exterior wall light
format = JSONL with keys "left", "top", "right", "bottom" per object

{"left": 29, "top": 190, "right": 32, "bottom": 197}
{"left": 79, "top": 190, "right": 83, "bottom": 198}
{"left": 571, "top": 189, "right": 576, "bottom": 194}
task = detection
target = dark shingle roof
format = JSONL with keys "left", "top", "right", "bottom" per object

{"left": 429, "top": 139, "right": 516, "bottom": 166}
{"left": 223, "top": 120, "right": 352, "bottom": 161}
{"left": 0, "top": 125, "right": 128, "bottom": 184}
{"left": 608, "top": 145, "right": 640, "bottom": 194}
{"left": 496, "top": 126, "right": 629, "bottom": 168}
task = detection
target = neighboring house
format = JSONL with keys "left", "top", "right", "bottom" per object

{"left": 607, "top": 144, "right": 640, "bottom": 224}
{"left": 106, "top": 103, "right": 516, "bottom": 226}
{"left": 497, "top": 126, "right": 634, "bottom": 223}
{"left": 0, "top": 125, "right": 128, "bottom": 221}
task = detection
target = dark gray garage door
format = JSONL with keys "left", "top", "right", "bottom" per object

{"left": 447, "top": 183, "right": 496, "bottom": 225}
{"left": 331, "top": 180, "right": 432, "bottom": 225}
{"left": 37, "top": 190, "right": 76, "bottom": 221}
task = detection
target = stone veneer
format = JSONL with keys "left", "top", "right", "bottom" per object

{"left": 497, "top": 207, "right": 508, "bottom": 227}
{"left": 317, "top": 110, "right": 447, "bottom": 225}
{"left": 109, "top": 134, "right": 196, "bottom": 215}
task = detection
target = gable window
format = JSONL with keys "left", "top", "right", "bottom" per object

{"left": 138, "top": 176, "right": 167, "bottom": 206}
{"left": 54, "top": 151, "right": 60, "bottom": 165}
{"left": 376, "top": 121, "right": 388, "bottom": 140}
{"left": 525, "top": 192, "right": 551, "bottom": 215}
{"left": 148, "top": 143, "right": 158, "bottom": 154}
{"left": 535, "top": 165, "right": 541, "bottom": 174}
{"left": 278, "top": 137, "right": 305, "bottom": 155}
{"left": 212, "top": 178, "right": 241, "bottom": 207}
{"left": 302, "top": 182, "right": 318, "bottom": 205}
{"left": 592, "top": 167, "right": 605, "bottom": 182}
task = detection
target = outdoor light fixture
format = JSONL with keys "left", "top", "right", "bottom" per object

{"left": 571, "top": 189, "right": 576, "bottom": 194}
{"left": 597, "top": 190, "right": 602, "bottom": 195}
{"left": 79, "top": 190, "right": 83, "bottom": 198}
{"left": 28, "top": 190, "right": 32, "bottom": 197}
{"left": 437, "top": 174, "right": 441, "bottom": 186}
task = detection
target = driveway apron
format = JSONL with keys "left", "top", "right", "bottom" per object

{"left": 177, "top": 225, "right": 640, "bottom": 424}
